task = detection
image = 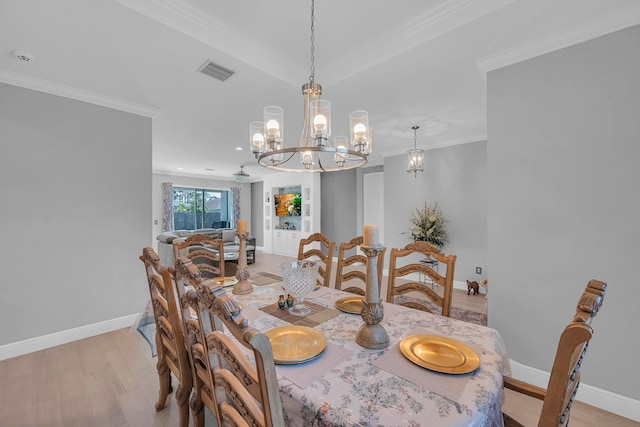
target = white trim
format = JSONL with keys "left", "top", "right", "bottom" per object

{"left": 476, "top": 3, "right": 640, "bottom": 75}
{"left": 0, "top": 69, "right": 160, "bottom": 117}
{"left": 510, "top": 359, "right": 640, "bottom": 422}
{"left": 0, "top": 313, "right": 140, "bottom": 361}
{"left": 379, "top": 271, "right": 480, "bottom": 294}
{"left": 117, "top": 0, "right": 514, "bottom": 87}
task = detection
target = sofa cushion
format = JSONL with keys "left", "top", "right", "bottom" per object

{"left": 174, "top": 230, "right": 192, "bottom": 238}
{"left": 222, "top": 229, "right": 236, "bottom": 243}
{"left": 157, "top": 232, "right": 178, "bottom": 243}
{"left": 195, "top": 228, "right": 223, "bottom": 239}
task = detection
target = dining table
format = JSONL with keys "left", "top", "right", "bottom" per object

{"left": 228, "top": 280, "right": 511, "bottom": 427}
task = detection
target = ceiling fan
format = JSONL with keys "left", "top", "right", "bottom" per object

{"left": 233, "top": 165, "right": 251, "bottom": 184}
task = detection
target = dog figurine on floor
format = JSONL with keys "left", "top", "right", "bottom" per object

{"left": 467, "top": 280, "right": 480, "bottom": 295}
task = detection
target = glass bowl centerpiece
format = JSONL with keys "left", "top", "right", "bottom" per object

{"left": 280, "top": 260, "right": 319, "bottom": 316}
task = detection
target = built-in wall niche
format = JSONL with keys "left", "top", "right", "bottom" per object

{"left": 273, "top": 185, "right": 302, "bottom": 230}
{"left": 265, "top": 218, "right": 270, "bottom": 230}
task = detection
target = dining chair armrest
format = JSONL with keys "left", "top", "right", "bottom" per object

{"left": 503, "top": 376, "right": 547, "bottom": 401}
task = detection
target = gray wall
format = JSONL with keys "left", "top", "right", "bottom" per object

{"left": 0, "top": 83, "right": 151, "bottom": 345}
{"left": 383, "top": 142, "right": 487, "bottom": 281}
{"left": 251, "top": 180, "right": 264, "bottom": 246}
{"left": 321, "top": 169, "right": 358, "bottom": 255}
{"left": 488, "top": 25, "right": 640, "bottom": 399}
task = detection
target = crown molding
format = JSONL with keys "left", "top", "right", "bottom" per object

{"left": 0, "top": 69, "right": 160, "bottom": 117}
{"left": 115, "top": 0, "right": 304, "bottom": 86}
{"left": 323, "top": 0, "right": 515, "bottom": 86}
{"left": 380, "top": 133, "right": 486, "bottom": 161}
{"left": 427, "top": 134, "right": 486, "bottom": 150}
{"left": 476, "top": 3, "right": 640, "bottom": 75}
{"left": 116, "top": 0, "right": 515, "bottom": 87}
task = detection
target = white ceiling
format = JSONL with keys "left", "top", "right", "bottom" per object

{"left": 2, "top": 0, "right": 639, "bottom": 182}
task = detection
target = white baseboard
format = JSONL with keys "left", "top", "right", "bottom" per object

{"left": 0, "top": 313, "right": 140, "bottom": 361}
{"left": 510, "top": 359, "right": 640, "bottom": 422}
{"left": 381, "top": 269, "right": 485, "bottom": 294}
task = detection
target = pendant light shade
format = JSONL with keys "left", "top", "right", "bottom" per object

{"left": 407, "top": 125, "right": 424, "bottom": 177}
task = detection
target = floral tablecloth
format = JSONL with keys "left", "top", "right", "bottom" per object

{"left": 232, "top": 284, "right": 511, "bottom": 427}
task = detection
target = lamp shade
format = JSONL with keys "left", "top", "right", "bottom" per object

{"left": 350, "top": 110, "right": 371, "bottom": 155}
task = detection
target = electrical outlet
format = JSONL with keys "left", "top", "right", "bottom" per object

{"left": 476, "top": 267, "right": 482, "bottom": 274}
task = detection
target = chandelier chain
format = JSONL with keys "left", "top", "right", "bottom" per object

{"left": 309, "top": 0, "right": 315, "bottom": 82}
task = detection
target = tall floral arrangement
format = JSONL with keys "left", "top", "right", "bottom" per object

{"left": 408, "top": 202, "right": 449, "bottom": 248}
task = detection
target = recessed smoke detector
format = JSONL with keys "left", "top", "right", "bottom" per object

{"left": 12, "top": 49, "right": 35, "bottom": 62}
{"left": 198, "top": 60, "right": 235, "bottom": 82}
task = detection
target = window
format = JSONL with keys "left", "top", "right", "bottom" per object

{"left": 173, "top": 187, "right": 231, "bottom": 230}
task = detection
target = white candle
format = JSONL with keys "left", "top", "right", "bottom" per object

{"left": 363, "top": 224, "right": 379, "bottom": 246}
{"left": 237, "top": 219, "right": 247, "bottom": 234}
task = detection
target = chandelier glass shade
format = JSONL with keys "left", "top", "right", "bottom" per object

{"left": 407, "top": 125, "right": 424, "bottom": 177}
{"left": 250, "top": 0, "right": 371, "bottom": 172}
{"left": 233, "top": 165, "right": 251, "bottom": 183}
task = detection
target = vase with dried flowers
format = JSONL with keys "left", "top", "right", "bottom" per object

{"left": 408, "top": 202, "right": 449, "bottom": 249}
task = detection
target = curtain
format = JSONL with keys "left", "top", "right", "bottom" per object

{"left": 231, "top": 187, "right": 240, "bottom": 228}
{"left": 162, "top": 182, "right": 173, "bottom": 231}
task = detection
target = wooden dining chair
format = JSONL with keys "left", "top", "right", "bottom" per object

{"left": 334, "top": 236, "right": 386, "bottom": 295}
{"left": 298, "top": 232, "right": 335, "bottom": 288}
{"left": 502, "top": 279, "right": 607, "bottom": 427}
{"left": 386, "top": 241, "right": 457, "bottom": 317}
{"left": 139, "top": 247, "right": 192, "bottom": 427}
{"left": 173, "top": 233, "right": 225, "bottom": 279}
{"left": 172, "top": 256, "right": 285, "bottom": 427}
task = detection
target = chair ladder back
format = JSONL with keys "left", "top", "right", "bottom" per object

{"left": 503, "top": 281, "right": 607, "bottom": 427}
{"left": 173, "top": 234, "right": 226, "bottom": 279}
{"left": 246, "top": 330, "right": 286, "bottom": 427}
{"left": 386, "top": 244, "right": 456, "bottom": 317}
{"left": 213, "top": 368, "right": 264, "bottom": 427}
{"left": 204, "top": 327, "right": 285, "bottom": 426}
{"left": 297, "top": 232, "right": 335, "bottom": 288}
{"left": 139, "top": 247, "right": 192, "bottom": 427}
{"left": 335, "top": 236, "right": 386, "bottom": 295}
{"left": 173, "top": 256, "right": 250, "bottom": 426}
{"left": 538, "top": 323, "right": 592, "bottom": 427}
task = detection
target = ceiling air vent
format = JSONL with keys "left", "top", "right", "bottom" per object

{"left": 198, "top": 60, "right": 235, "bottom": 82}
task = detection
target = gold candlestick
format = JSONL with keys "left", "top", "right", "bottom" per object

{"left": 356, "top": 244, "right": 389, "bottom": 349}
{"left": 232, "top": 232, "right": 253, "bottom": 295}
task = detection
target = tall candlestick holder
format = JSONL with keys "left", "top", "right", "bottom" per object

{"left": 232, "top": 232, "right": 253, "bottom": 295}
{"left": 356, "top": 244, "right": 389, "bottom": 349}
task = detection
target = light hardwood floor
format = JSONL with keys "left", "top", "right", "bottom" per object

{"left": 0, "top": 251, "right": 636, "bottom": 426}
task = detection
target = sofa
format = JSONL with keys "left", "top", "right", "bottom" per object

{"left": 156, "top": 228, "right": 256, "bottom": 269}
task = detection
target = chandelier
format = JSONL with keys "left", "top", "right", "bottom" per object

{"left": 250, "top": 0, "right": 371, "bottom": 172}
{"left": 407, "top": 125, "right": 424, "bottom": 177}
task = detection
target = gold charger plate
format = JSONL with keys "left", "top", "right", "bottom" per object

{"left": 265, "top": 326, "right": 327, "bottom": 365}
{"left": 334, "top": 296, "right": 364, "bottom": 314}
{"left": 213, "top": 276, "right": 238, "bottom": 287}
{"left": 399, "top": 334, "right": 480, "bottom": 374}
